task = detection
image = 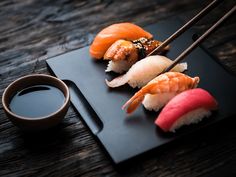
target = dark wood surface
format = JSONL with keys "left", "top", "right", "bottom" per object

{"left": 0, "top": 0, "right": 235, "bottom": 176}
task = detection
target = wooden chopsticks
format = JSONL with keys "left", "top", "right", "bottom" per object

{"left": 160, "top": 5, "right": 236, "bottom": 74}
{"left": 149, "top": 0, "right": 236, "bottom": 75}
{"left": 148, "top": 0, "right": 221, "bottom": 56}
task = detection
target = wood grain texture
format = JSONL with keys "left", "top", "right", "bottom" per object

{"left": 0, "top": 0, "right": 235, "bottom": 176}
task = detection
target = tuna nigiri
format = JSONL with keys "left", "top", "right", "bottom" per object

{"left": 90, "top": 23, "right": 153, "bottom": 59}
{"left": 106, "top": 55, "right": 187, "bottom": 88}
{"left": 155, "top": 88, "right": 218, "bottom": 132}
{"left": 104, "top": 38, "right": 169, "bottom": 73}
{"left": 122, "top": 72, "right": 200, "bottom": 114}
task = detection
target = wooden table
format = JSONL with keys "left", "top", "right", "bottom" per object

{"left": 0, "top": 0, "right": 235, "bottom": 176}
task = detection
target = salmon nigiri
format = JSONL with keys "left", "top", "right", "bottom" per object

{"left": 122, "top": 72, "right": 200, "bottom": 114}
{"left": 156, "top": 88, "right": 218, "bottom": 132}
{"left": 90, "top": 23, "right": 153, "bottom": 59}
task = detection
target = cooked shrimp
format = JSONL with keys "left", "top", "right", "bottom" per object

{"left": 122, "top": 72, "right": 200, "bottom": 114}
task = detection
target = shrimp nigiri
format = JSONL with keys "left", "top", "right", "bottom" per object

{"left": 104, "top": 38, "right": 169, "bottom": 73}
{"left": 90, "top": 23, "right": 153, "bottom": 59}
{"left": 122, "top": 72, "right": 200, "bottom": 114}
{"left": 106, "top": 55, "right": 187, "bottom": 88}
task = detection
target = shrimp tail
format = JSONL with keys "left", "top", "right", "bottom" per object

{"left": 122, "top": 91, "right": 145, "bottom": 114}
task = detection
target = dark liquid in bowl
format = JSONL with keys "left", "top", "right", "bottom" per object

{"left": 9, "top": 85, "right": 65, "bottom": 118}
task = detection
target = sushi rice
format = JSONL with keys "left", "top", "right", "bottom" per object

{"left": 169, "top": 108, "right": 212, "bottom": 132}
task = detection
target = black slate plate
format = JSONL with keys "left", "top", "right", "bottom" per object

{"left": 46, "top": 18, "right": 236, "bottom": 164}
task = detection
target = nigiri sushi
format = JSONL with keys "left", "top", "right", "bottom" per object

{"left": 104, "top": 39, "right": 139, "bottom": 73}
{"left": 90, "top": 23, "right": 153, "bottom": 59}
{"left": 122, "top": 72, "right": 200, "bottom": 114}
{"left": 155, "top": 88, "right": 218, "bottom": 132}
{"left": 106, "top": 55, "right": 187, "bottom": 88}
{"left": 104, "top": 38, "right": 169, "bottom": 73}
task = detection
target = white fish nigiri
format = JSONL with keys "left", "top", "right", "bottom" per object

{"left": 155, "top": 88, "right": 218, "bottom": 132}
{"left": 106, "top": 55, "right": 187, "bottom": 88}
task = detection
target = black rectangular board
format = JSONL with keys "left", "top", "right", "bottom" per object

{"left": 46, "top": 18, "right": 236, "bottom": 164}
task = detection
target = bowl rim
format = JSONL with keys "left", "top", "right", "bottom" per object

{"left": 2, "top": 74, "right": 70, "bottom": 121}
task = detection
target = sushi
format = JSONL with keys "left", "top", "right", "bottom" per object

{"left": 104, "top": 39, "right": 139, "bottom": 73}
{"left": 104, "top": 38, "right": 169, "bottom": 73}
{"left": 90, "top": 23, "right": 153, "bottom": 59}
{"left": 155, "top": 88, "right": 218, "bottom": 132}
{"left": 106, "top": 55, "right": 187, "bottom": 88}
{"left": 122, "top": 72, "right": 200, "bottom": 114}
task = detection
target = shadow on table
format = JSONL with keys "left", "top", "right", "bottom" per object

{"left": 18, "top": 123, "right": 73, "bottom": 151}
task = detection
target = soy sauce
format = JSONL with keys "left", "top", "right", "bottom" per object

{"left": 9, "top": 85, "right": 65, "bottom": 118}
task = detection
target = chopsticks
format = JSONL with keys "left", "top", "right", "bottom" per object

{"left": 160, "top": 5, "right": 236, "bottom": 74}
{"left": 148, "top": 0, "right": 235, "bottom": 75}
{"left": 148, "top": 0, "right": 221, "bottom": 56}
